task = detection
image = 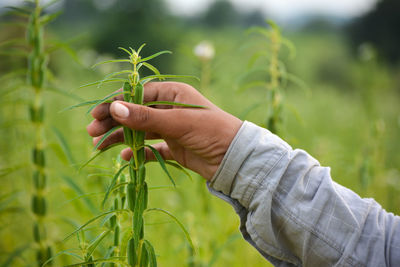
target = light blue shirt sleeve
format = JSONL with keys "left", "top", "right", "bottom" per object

{"left": 208, "top": 121, "right": 400, "bottom": 266}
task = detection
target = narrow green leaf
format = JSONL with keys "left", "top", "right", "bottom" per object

{"left": 139, "top": 50, "right": 172, "bottom": 63}
{"left": 144, "top": 101, "right": 206, "bottom": 109}
{"left": 165, "top": 161, "right": 193, "bottom": 181}
{"left": 246, "top": 26, "right": 270, "bottom": 38}
{"left": 40, "top": 11, "right": 62, "bottom": 25}
{"left": 118, "top": 47, "right": 132, "bottom": 56}
{"left": 63, "top": 257, "right": 129, "bottom": 267}
{"left": 144, "top": 240, "right": 157, "bottom": 267}
{"left": 140, "top": 74, "right": 199, "bottom": 84}
{"left": 59, "top": 192, "right": 103, "bottom": 209}
{"left": 99, "top": 70, "right": 132, "bottom": 87}
{"left": 100, "top": 246, "right": 115, "bottom": 267}
{"left": 5, "top": 6, "right": 31, "bottom": 15}
{"left": 45, "top": 87, "right": 84, "bottom": 102}
{"left": 93, "top": 126, "right": 122, "bottom": 151}
{"left": 42, "top": 0, "right": 63, "bottom": 9}
{"left": 60, "top": 99, "right": 102, "bottom": 112}
{"left": 52, "top": 127, "right": 76, "bottom": 166}
{"left": 61, "top": 91, "right": 127, "bottom": 113}
{"left": 99, "top": 212, "right": 116, "bottom": 227}
{"left": 208, "top": 233, "right": 241, "bottom": 267}
{"left": 60, "top": 175, "right": 98, "bottom": 214}
{"left": 237, "top": 81, "right": 267, "bottom": 93}
{"left": 141, "top": 62, "right": 161, "bottom": 76}
{"left": 46, "top": 41, "right": 81, "bottom": 63}
{"left": 239, "top": 102, "right": 263, "bottom": 120}
{"left": 86, "top": 230, "right": 111, "bottom": 258}
{"left": 146, "top": 208, "right": 194, "bottom": 252}
{"left": 41, "top": 249, "right": 83, "bottom": 267}
{"left": 63, "top": 210, "right": 129, "bottom": 242}
{"left": 110, "top": 182, "right": 129, "bottom": 194}
{"left": 79, "top": 143, "right": 123, "bottom": 171}
{"left": 136, "top": 43, "right": 146, "bottom": 55}
{"left": 92, "top": 59, "right": 131, "bottom": 68}
{"left": 79, "top": 78, "right": 128, "bottom": 89}
{"left": 145, "top": 145, "right": 175, "bottom": 186}
{"left": 102, "top": 163, "right": 130, "bottom": 208}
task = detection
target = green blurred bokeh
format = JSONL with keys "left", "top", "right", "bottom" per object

{"left": 0, "top": 0, "right": 399, "bottom": 266}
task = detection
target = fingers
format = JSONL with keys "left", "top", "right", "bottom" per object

{"left": 92, "top": 128, "right": 124, "bottom": 149}
{"left": 120, "top": 142, "right": 173, "bottom": 162}
{"left": 87, "top": 117, "right": 119, "bottom": 137}
{"left": 90, "top": 88, "right": 123, "bottom": 120}
{"left": 109, "top": 101, "right": 197, "bottom": 138}
{"left": 93, "top": 129, "right": 162, "bottom": 150}
{"left": 91, "top": 102, "right": 111, "bottom": 120}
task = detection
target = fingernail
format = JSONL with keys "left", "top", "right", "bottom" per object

{"left": 112, "top": 102, "right": 129, "bottom": 118}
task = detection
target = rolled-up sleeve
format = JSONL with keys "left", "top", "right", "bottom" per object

{"left": 208, "top": 121, "right": 400, "bottom": 266}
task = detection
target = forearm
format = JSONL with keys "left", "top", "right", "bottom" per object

{"left": 208, "top": 121, "right": 400, "bottom": 266}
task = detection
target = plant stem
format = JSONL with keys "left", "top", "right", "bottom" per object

{"left": 28, "top": 1, "right": 52, "bottom": 266}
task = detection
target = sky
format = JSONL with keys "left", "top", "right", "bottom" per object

{"left": 165, "top": 0, "right": 378, "bottom": 21}
{"left": 1, "top": 0, "right": 379, "bottom": 22}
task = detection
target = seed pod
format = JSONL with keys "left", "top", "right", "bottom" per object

{"left": 138, "top": 165, "right": 146, "bottom": 186}
{"left": 33, "top": 170, "right": 46, "bottom": 190}
{"left": 129, "top": 158, "right": 137, "bottom": 185}
{"left": 140, "top": 244, "right": 149, "bottom": 267}
{"left": 119, "top": 174, "right": 126, "bottom": 195}
{"left": 38, "top": 56, "right": 47, "bottom": 89}
{"left": 114, "top": 225, "right": 120, "bottom": 246}
{"left": 134, "top": 83, "right": 144, "bottom": 105}
{"left": 126, "top": 182, "right": 136, "bottom": 212}
{"left": 123, "top": 127, "right": 133, "bottom": 147}
{"left": 46, "top": 246, "right": 53, "bottom": 265}
{"left": 109, "top": 214, "right": 116, "bottom": 229}
{"left": 114, "top": 198, "right": 119, "bottom": 210}
{"left": 32, "top": 148, "right": 45, "bottom": 168}
{"left": 36, "top": 249, "right": 45, "bottom": 266}
{"left": 33, "top": 222, "right": 44, "bottom": 243}
{"left": 32, "top": 194, "right": 46, "bottom": 216}
{"left": 87, "top": 256, "right": 94, "bottom": 267}
{"left": 139, "top": 221, "right": 144, "bottom": 240}
{"left": 127, "top": 237, "right": 137, "bottom": 266}
{"left": 123, "top": 82, "right": 132, "bottom": 102}
{"left": 121, "top": 196, "right": 126, "bottom": 209}
{"left": 143, "top": 182, "right": 148, "bottom": 210}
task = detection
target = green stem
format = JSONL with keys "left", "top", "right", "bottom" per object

{"left": 28, "top": 1, "right": 52, "bottom": 266}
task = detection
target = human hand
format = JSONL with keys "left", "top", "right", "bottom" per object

{"left": 86, "top": 82, "right": 242, "bottom": 180}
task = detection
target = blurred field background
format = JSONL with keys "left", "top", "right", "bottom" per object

{"left": 1, "top": 0, "right": 399, "bottom": 266}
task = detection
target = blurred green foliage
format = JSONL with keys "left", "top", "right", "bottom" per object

{"left": 1, "top": 1, "right": 400, "bottom": 266}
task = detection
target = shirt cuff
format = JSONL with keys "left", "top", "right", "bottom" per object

{"left": 208, "top": 121, "right": 291, "bottom": 208}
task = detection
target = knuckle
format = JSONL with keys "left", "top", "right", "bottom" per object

{"left": 133, "top": 106, "right": 150, "bottom": 123}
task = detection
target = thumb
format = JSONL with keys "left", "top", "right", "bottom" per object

{"left": 110, "top": 101, "right": 187, "bottom": 137}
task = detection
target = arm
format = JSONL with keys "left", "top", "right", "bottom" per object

{"left": 209, "top": 121, "right": 400, "bottom": 266}
{"left": 87, "top": 82, "right": 400, "bottom": 267}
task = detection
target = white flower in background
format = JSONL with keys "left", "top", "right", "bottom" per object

{"left": 193, "top": 41, "right": 215, "bottom": 61}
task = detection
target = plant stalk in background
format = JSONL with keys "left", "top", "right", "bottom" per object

{"left": 239, "top": 20, "right": 307, "bottom": 135}
{"left": 27, "top": 1, "right": 52, "bottom": 265}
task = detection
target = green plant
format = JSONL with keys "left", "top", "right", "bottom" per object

{"left": 238, "top": 20, "right": 307, "bottom": 134}
{"left": 0, "top": 1, "right": 61, "bottom": 265}
{"left": 0, "top": 1, "right": 83, "bottom": 265}
{"left": 58, "top": 44, "right": 199, "bottom": 267}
